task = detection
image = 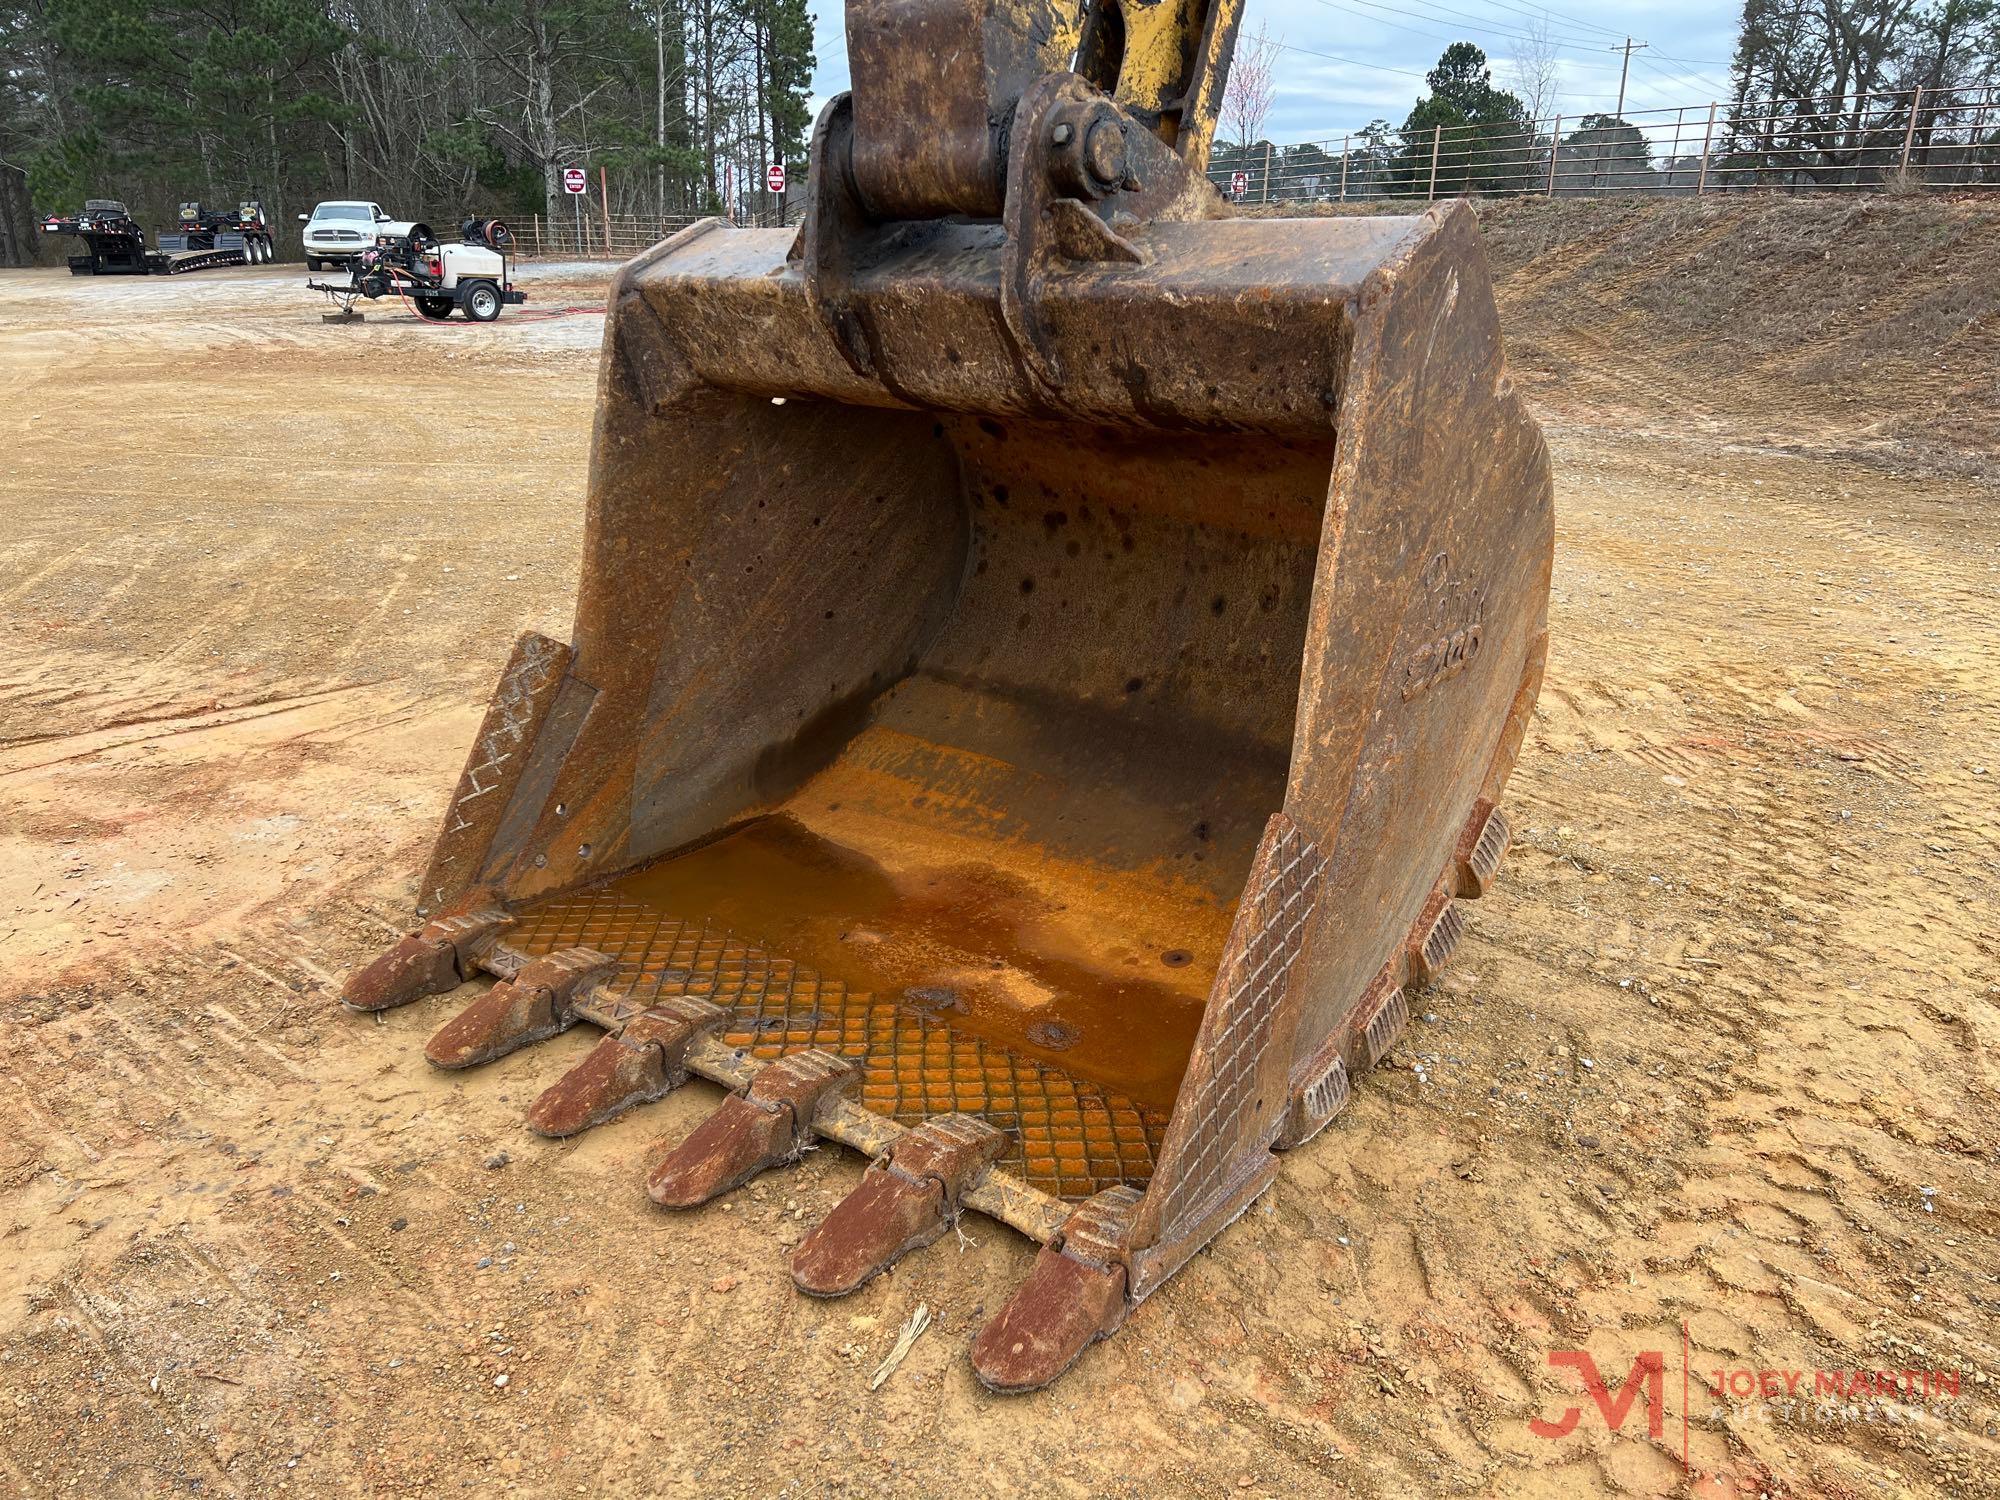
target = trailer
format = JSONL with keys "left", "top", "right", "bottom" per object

{"left": 41, "top": 200, "right": 156, "bottom": 275}
{"left": 40, "top": 197, "right": 273, "bottom": 275}
{"left": 308, "top": 218, "right": 525, "bottom": 322}
{"left": 157, "top": 201, "right": 276, "bottom": 264}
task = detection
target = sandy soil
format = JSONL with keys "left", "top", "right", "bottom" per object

{"left": 0, "top": 229, "right": 1995, "bottom": 1500}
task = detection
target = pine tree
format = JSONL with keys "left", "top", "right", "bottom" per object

{"left": 1395, "top": 43, "right": 1532, "bottom": 194}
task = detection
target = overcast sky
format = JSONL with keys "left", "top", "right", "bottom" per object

{"left": 805, "top": 0, "right": 1741, "bottom": 144}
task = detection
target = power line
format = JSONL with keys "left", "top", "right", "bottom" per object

{"left": 1325, "top": 0, "right": 1613, "bottom": 51}
{"left": 1394, "top": 0, "right": 1737, "bottom": 66}
{"left": 1452, "top": 0, "right": 1628, "bottom": 41}
{"left": 1633, "top": 50, "right": 1734, "bottom": 99}
{"left": 810, "top": 10, "right": 847, "bottom": 65}
{"left": 1649, "top": 46, "right": 1739, "bottom": 76}
{"left": 1271, "top": 38, "right": 1432, "bottom": 80}
{"left": 1286, "top": 0, "right": 1734, "bottom": 123}
{"left": 1460, "top": 0, "right": 1710, "bottom": 55}
{"left": 1324, "top": 2, "right": 1738, "bottom": 81}
{"left": 1633, "top": 54, "right": 1710, "bottom": 89}
{"left": 1307, "top": 0, "right": 1502, "bottom": 52}
{"left": 1615, "top": 58, "right": 1700, "bottom": 107}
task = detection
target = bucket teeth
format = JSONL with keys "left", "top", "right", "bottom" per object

{"left": 424, "top": 946, "right": 615, "bottom": 1070}
{"left": 646, "top": 1049, "right": 860, "bottom": 1208}
{"left": 525, "top": 997, "right": 730, "bottom": 1137}
{"left": 341, "top": 908, "right": 510, "bottom": 1012}
{"left": 970, "top": 1185, "right": 1141, "bottom": 1395}
{"left": 791, "top": 1114, "right": 1009, "bottom": 1297}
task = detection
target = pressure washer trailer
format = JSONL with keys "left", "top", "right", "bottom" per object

{"left": 309, "top": 218, "right": 524, "bottom": 322}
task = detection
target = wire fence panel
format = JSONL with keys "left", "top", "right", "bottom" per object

{"left": 1207, "top": 85, "right": 2000, "bottom": 205}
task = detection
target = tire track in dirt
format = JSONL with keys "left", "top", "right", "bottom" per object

{"left": 58, "top": 1284, "right": 246, "bottom": 1495}
{"left": 0, "top": 683, "right": 376, "bottom": 774}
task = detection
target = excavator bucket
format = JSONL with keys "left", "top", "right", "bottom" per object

{"left": 342, "top": 2, "right": 1551, "bottom": 1393}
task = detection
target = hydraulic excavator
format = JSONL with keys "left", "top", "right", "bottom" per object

{"left": 342, "top": 0, "right": 1552, "bottom": 1391}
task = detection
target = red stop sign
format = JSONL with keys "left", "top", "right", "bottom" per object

{"left": 767, "top": 163, "right": 787, "bottom": 194}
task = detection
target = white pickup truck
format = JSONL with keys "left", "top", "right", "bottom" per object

{"left": 299, "top": 201, "right": 398, "bottom": 271}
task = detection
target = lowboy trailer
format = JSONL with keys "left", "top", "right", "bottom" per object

{"left": 42, "top": 197, "right": 273, "bottom": 275}
{"left": 157, "top": 201, "right": 277, "bottom": 264}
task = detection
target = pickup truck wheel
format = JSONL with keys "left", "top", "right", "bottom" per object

{"left": 414, "top": 295, "right": 455, "bottom": 321}
{"left": 306, "top": 256, "right": 321, "bottom": 272}
{"left": 464, "top": 280, "right": 502, "bottom": 322}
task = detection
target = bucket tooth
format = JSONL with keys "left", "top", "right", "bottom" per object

{"left": 424, "top": 946, "right": 615, "bottom": 1070}
{"left": 341, "top": 908, "right": 510, "bottom": 1012}
{"left": 1352, "top": 973, "right": 1411, "bottom": 1071}
{"left": 970, "top": 1185, "right": 1141, "bottom": 1395}
{"left": 525, "top": 997, "right": 731, "bottom": 1137}
{"left": 646, "top": 1050, "right": 860, "bottom": 1208}
{"left": 1277, "top": 1036, "right": 1352, "bottom": 1149}
{"left": 1454, "top": 802, "right": 1511, "bottom": 898}
{"left": 791, "top": 1114, "right": 1009, "bottom": 1297}
{"left": 1409, "top": 894, "right": 1466, "bottom": 987}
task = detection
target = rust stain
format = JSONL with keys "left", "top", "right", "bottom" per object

{"left": 609, "top": 814, "right": 1207, "bottom": 1113}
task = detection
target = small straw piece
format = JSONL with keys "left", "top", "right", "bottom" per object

{"left": 869, "top": 1303, "right": 932, "bottom": 1391}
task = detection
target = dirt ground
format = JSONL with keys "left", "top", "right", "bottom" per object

{"left": 1, "top": 210, "right": 1995, "bottom": 1500}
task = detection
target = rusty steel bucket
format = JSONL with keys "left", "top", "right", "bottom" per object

{"left": 344, "top": 117, "right": 1551, "bottom": 1388}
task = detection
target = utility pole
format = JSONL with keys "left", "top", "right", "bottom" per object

{"left": 1594, "top": 37, "right": 1648, "bottom": 194}
{"left": 1610, "top": 38, "right": 1648, "bottom": 120}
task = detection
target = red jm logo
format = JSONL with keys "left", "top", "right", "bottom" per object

{"left": 1531, "top": 1351, "right": 1666, "bottom": 1440}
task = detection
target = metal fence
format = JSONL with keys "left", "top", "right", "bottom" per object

{"left": 516, "top": 199, "right": 800, "bottom": 259}
{"left": 511, "top": 83, "right": 1999, "bottom": 259}
{"left": 1209, "top": 84, "right": 2000, "bottom": 204}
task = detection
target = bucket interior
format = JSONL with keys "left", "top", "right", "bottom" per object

{"left": 518, "top": 402, "right": 1337, "bottom": 1192}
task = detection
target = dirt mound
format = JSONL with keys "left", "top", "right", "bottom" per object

{"left": 1243, "top": 193, "right": 2000, "bottom": 475}
{"left": 1477, "top": 194, "right": 2000, "bottom": 475}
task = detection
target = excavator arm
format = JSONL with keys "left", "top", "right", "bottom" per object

{"left": 341, "top": 0, "right": 1552, "bottom": 1394}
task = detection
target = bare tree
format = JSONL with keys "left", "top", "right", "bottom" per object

{"left": 1222, "top": 19, "right": 1280, "bottom": 147}
{"left": 1507, "top": 14, "right": 1562, "bottom": 124}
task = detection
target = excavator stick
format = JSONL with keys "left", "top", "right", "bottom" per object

{"left": 342, "top": 0, "right": 1552, "bottom": 1393}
